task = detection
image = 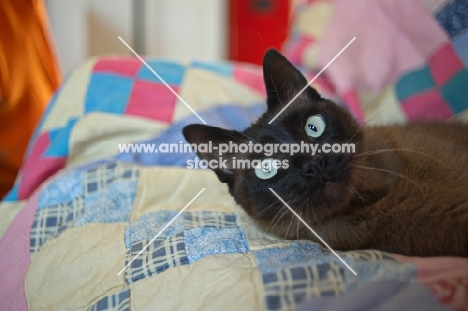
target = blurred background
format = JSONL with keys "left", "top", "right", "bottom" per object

{"left": 46, "top": 0, "right": 299, "bottom": 75}
{"left": 0, "top": 0, "right": 298, "bottom": 198}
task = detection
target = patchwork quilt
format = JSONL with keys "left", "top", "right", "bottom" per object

{"left": 1, "top": 0, "right": 468, "bottom": 310}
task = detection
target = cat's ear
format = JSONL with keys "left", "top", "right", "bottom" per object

{"left": 182, "top": 124, "right": 245, "bottom": 184}
{"left": 263, "top": 49, "right": 321, "bottom": 110}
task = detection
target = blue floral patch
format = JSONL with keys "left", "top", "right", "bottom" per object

{"left": 74, "top": 181, "right": 137, "bottom": 226}
{"left": 124, "top": 211, "right": 238, "bottom": 248}
{"left": 124, "top": 211, "right": 182, "bottom": 248}
{"left": 184, "top": 227, "right": 249, "bottom": 263}
{"left": 254, "top": 242, "right": 324, "bottom": 273}
{"left": 38, "top": 169, "right": 85, "bottom": 209}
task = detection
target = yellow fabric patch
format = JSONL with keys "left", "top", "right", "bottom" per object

{"left": 131, "top": 253, "right": 263, "bottom": 310}
{"left": 67, "top": 113, "right": 167, "bottom": 168}
{"left": 172, "top": 68, "right": 264, "bottom": 122}
{"left": 296, "top": 1, "right": 333, "bottom": 39}
{"left": 131, "top": 167, "right": 235, "bottom": 222}
{"left": 25, "top": 223, "right": 127, "bottom": 310}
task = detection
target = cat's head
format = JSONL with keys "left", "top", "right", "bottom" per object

{"left": 183, "top": 49, "right": 363, "bottom": 239}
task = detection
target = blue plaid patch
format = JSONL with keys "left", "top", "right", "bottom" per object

{"left": 262, "top": 262, "right": 345, "bottom": 311}
{"left": 125, "top": 233, "right": 189, "bottom": 285}
{"left": 30, "top": 196, "right": 85, "bottom": 255}
{"left": 88, "top": 289, "right": 130, "bottom": 311}
{"left": 84, "top": 162, "right": 139, "bottom": 196}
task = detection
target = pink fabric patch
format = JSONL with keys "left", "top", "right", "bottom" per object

{"left": 233, "top": 64, "right": 266, "bottom": 96}
{"left": 318, "top": 0, "right": 449, "bottom": 93}
{"left": 428, "top": 43, "right": 464, "bottom": 86}
{"left": 401, "top": 89, "right": 453, "bottom": 121}
{"left": 287, "top": 36, "right": 315, "bottom": 65}
{"left": 21, "top": 133, "right": 51, "bottom": 176}
{"left": 341, "top": 89, "right": 365, "bottom": 123}
{"left": 394, "top": 255, "right": 468, "bottom": 310}
{"left": 0, "top": 192, "right": 39, "bottom": 311}
{"left": 94, "top": 57, "right": 142, "bottom": 77}
{"left": 18, "top": 157, "right": 67, "bottom": 200}
{"left": 125, "top": 80, "right": 177, "bottom": 123}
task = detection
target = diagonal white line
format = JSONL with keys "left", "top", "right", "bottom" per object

{"left": 268, "top": 188, "right": 357, "bottom": 275}
{"left": 117, "top": 188, "right": 206, "bottom": 276}
{"left": 268, "top": 37, "right": 356, "bottom": 124}
{"left": 118, "top": 36, "right": 207, "bottom": 125}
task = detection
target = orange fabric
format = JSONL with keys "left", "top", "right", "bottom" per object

{"left": 0, "top": 0, "right": 61, "bottom": 198}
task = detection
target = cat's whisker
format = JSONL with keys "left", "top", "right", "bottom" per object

{"left": 354, "top": 165, "right": 426, "bottom": 204}
{"left": 355, "top": 148, "right": 448, "bottom": 168}
{"left": 350, "top": 185, "right": 367, "bottom": 208}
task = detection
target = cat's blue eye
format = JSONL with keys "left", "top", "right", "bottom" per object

{"left": 254, "top": 158, "right": 278, "bottom": 180}
{"left": 305, "top": 115, "right": 326, "bottom": 138}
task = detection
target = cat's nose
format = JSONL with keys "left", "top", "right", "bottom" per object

{"left": 302, "top": 156, "right": 326, "bottom": 177}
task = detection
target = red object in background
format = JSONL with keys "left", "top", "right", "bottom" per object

{"left": 229, "top": 0, "right": 291, "bottom": 65}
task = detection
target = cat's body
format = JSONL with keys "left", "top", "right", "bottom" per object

{"left": 183, "top": 49, "right": 468, "bottom": 257}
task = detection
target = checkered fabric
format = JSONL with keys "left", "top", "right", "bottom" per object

{"left": 396, "top": 43, "right": 468, "bottom": 120}
{"left": 87, "top": 289, "right": 130, "bottom": 311}
{"left": 30, "top": 196, "right": 85, "bottom": 255}
{"left": 183, "top": 211, "right": 237, "bottom": 229}
{"left": 84, "top": 162, "right": 139, "bottom": 197}
{"left": 263, "top": 262, "right": 345, "bottom": 311}
{"left": 125, "top": 232, "right": 189, "bottom": 285}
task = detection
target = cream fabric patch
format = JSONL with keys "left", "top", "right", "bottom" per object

{"left": 25, "top": 223, "right": 127, "bottom": 310}
{"left": 297, "top": 1, "right": 333, "bottom": 39}
{"left": 131, "top": 167, "right": 235, "bottom": 222}
{"left": 172, "top": 68, "right": 264, "bottom": 122}
{"left": 41, "top": 58, "right": 97, "bottom": 133}
{"left": 360, "top": 86, "right": 407, "bottom": 126}
{"left": 67, "top": 113, "right": 166, "bottom": 168}
{"left": 131, "top": 253, "right": 263, "bottom": 310}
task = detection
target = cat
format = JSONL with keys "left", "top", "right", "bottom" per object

{"left": 182, "top": 49, "right": 468, "bottom": 257}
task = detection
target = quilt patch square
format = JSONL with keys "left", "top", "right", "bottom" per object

{"left": 44, "top": 118, "right": 78, "bottom": 157}
{"left": 440, "top": 70, "right": 468, "bottom": 113}
{"left": 401, "top": 89, "right": 453, "bottom": 120}
{"left": 75, "top": 181, "right": 137, "bottom": 226}
{"left": 30, "top": 196, "right": 85, "bottom": 255}
{"left": 184, "top": 227, "right": 249, "bottom": 264}
{"left": 125, "top": 80, "right": 177, "bottom": 123}
{"left": 94, "top": 57, "right": 142, "bottom": 77}
{"left": 88, "top": 289, "right": 130, "bottom": 311}
{"left": 428, "top": 43, "right": 464, "bottom": 86}
{"left": 125, "top": 233, "right": 189, "bottom": 285}
{"left": 137, "top": 59, "right": 186, "bottom": 85}
{"left": 395, "top": 66, "right": 436, "bottom": 101}
{"left": 85, "top": 73, "right": 133, "bottom": 115}
{"left": 84, "top": 162, "right": 139, "bottom": 196}
{"left": 262, "top": 262, "right": 345, "bottom": 311}
{"left": 38, "top": 169, "right": 85, "bottom": 209}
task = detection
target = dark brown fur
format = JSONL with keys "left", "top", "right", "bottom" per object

{"left": 183, "top": 49, "right": 468, "bottom": 257}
